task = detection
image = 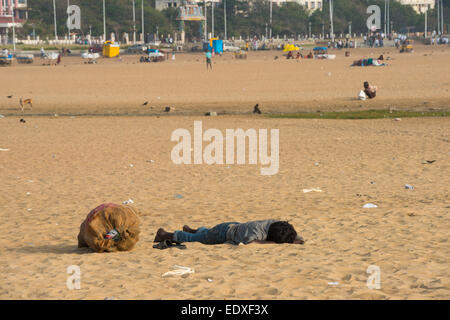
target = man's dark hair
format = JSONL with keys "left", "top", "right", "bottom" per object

{"left": 266, "top": 221, "right": 297, "bottom": 243}
{"left": 364, "top": 81, "right": 369, "bottom": 88}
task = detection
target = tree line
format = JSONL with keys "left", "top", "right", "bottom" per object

{"left": 19, "top": 0, "right": 448, "bottom": 41}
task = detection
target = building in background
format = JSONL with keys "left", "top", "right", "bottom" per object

{"left": 0, "top": 0, "right": 28, "bottom": 35}
{"left": 155, "top": 0, "right": 323, "bottom": 12}
{"left": 270, "top": 0, "right": 322, "bottom": 11}
{"left": 396, "top": 0, "right": 435, "bottom": 14}
{"left": 156, "top": 0, "right": 220, "bottom": 11}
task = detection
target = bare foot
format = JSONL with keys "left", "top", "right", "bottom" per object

{"left": 294, "top": 235, "right": 305, "bottom": 245}
{"left": 154, "top": 228, "right": 174, "bottom": 242}
{"left": 182, "top": 225, "right": 197, "bottom": 233}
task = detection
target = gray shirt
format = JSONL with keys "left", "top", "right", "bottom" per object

{"left": 226, "top": 219, "right": 277, "bottom": 245}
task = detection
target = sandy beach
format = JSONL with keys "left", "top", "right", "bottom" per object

{"left": 0, "top": 45, "right": 449, "bottom": 300}
{"left": 0, "top": 45, "right": 449, "bottom": 115}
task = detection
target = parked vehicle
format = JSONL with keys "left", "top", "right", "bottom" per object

{"left": 140, "top": 48, "right": 165, "bottom": 62}
{"left": 0, "top": 54, "right": 13, "bottom": 66}
{"left": 223, "top": 41, "right": 240, "bottom": 52}
{"left": 16, "top": 53, "right": 34, "bottom": 64}
{"left": 400, "top": 39, "right": 414, "bottom": 53}
{"left": 127, "top": 44, "right": 147, "bottom": 53}
{"left": 313, "top": 47, "right": 336, "bottom": 60}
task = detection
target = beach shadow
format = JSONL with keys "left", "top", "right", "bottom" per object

{"left": 10, "top": 244, "right": 93, "bottom": 255}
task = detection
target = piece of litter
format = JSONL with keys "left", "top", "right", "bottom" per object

{"left": 0, "top": 114, "right": 4, "bottom": 118}
{"left": 129, "top": 164, "right": 134, "bottom": 167}
{"left": 27, "top": 180, "right": 33, "bottom": 183}
{"left": 405, "top": 184, "right": 414, "bottom": 190}
{"left": 174, "top": 194, "right": 183, "bottom": 199}
{"left": 26, "top": 192, "right": 30, "bottom": 195}
{"left": 314, "top": 162, "right": 319, "bottom": 166}
{"left": 0, "top": 148, "right": 10, "bottom": 152}
{"left": 358, "top": 90, "right": 367, "bottom": 100}
{"left": 122, "top": 199, "right": 134, "bottom": 205}
{"left": 394, "top": 118, "right": 401, "bottom": 121}
{"left": 27, "top": 208, "right": 32, "bottom": 211}
{"left": 362, "top": 203, "right": 378, "bottom": 208}
{"left": 162, "top": 265, "right": 194, "bottom": 277}
{"left": 303, "top": 188, "right": 323, "bottom": 193}
{"left": 207, "top": 278, "right": 213, "bottom": 282}
{"left": 328, "top": 281, "right": 339, "bottom": 286}
{"left": 370, "top": 181, "right": 375, "bottom": 184}
{"left": 146, "top": 160, "right": 155, "bottom": 163}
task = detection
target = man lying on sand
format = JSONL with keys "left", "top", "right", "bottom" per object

{"left": 154, "top": 220, "right": 304, "bottom": 245}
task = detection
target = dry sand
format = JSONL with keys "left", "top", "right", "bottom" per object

{"left": 0, "top": 45, "right": 449, "bottom": 115}
{"left": 0, "top": 45, "right": 449, "bottom": 300}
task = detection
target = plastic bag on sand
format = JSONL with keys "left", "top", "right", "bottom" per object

{"left": 358, "top": 90, "right": 366, "bottom": 100}
{"left": 362, "top": 203, "right": 378, "bottom": 208}
{"left": 162, "top": 265, "right": 195, "bottom": 277}
{"left": 303, "top": 188, "right": 322, "bottom": 193}
{"left": 77, "top": 203, "right": 140, "bottom": 253}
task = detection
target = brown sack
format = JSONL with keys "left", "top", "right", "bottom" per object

{"left": 77, "top": 203, "right": 140, "bottom": 253}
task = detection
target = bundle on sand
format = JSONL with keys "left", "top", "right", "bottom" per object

{"left": 77, "top": 203, "right": 141, "bottom": 253}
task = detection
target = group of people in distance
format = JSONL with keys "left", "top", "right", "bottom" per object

{"left": 286, "top": 51, "right": 313, "bottom": 60}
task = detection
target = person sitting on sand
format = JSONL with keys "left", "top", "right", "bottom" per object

{"left": 363, "top": 81, "right": 377, "bottom": 99}
{"left": 154, "top": 220, "right": 304, "bottom": 245}
{"left": 287, "top": 51, "right": 294, "bottom": 59}
{"left": 306, "top": 51, "right": 313, "bottom": 59}
{"left": 296, "top": 52, "right": 303, "bottom": 59}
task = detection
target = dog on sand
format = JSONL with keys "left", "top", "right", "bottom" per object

{"left": 20, "top": 98, "right": 32, "bottom": 111}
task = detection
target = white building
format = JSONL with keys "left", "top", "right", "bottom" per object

{"left": 0, "top": 0, "right": 28, "bottom": 35}
{"left": 270, "top": 0, "right": 323, "bottom": 11}
{"left": 396, "top": 0, "right": 435, "bottom": 14}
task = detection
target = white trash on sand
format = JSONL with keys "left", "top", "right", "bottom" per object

{"left": 358, "top": 90, "right": 366, "bottom": 101}
{"left": 122, "top": 199, "right": 134, "bottom": 205}
{"left": 362, "top": 203, "right": 378, "bottom": 208}
{"left": 303, "top": 188, "right": 323, "bottom": 193}
{"left": 162, "top": 265, "right": 195, "bottom": 278}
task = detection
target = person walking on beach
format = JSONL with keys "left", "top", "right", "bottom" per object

{"left": 154, "top": 220, "right": 304, "bottom": 245}
{"left": 205, "top": 50, "right": 212, "bottom": 70}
